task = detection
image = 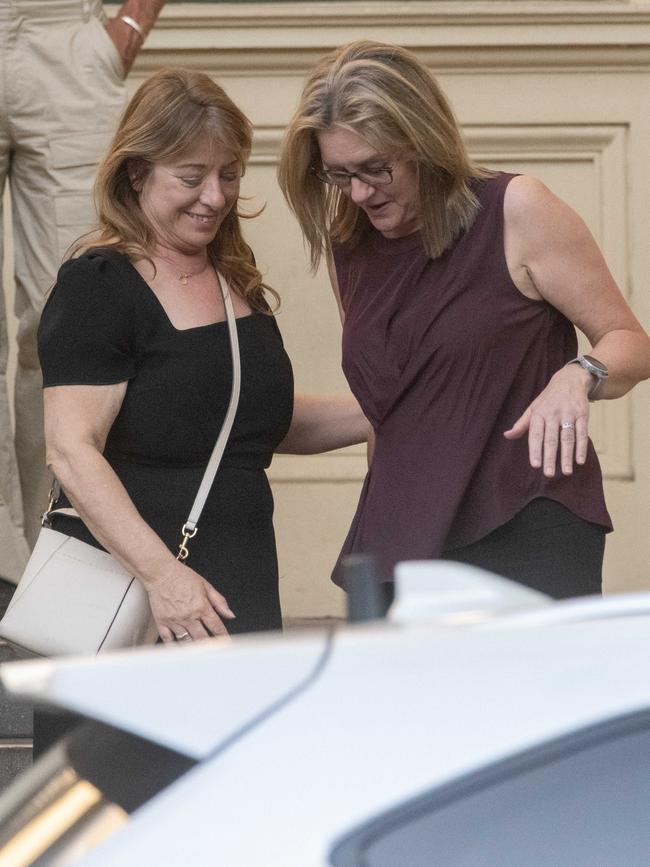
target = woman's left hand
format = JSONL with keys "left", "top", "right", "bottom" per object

{"left": 503, "top": 363, "right": 592, "bottom": 476}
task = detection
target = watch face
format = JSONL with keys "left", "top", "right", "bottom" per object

{"left": 582, "top": 355, "right": 608, "bottom": 376}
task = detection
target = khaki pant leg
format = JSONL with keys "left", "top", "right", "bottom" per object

{"left": 9, "top": 9, "right": 127, "bottom": 549}
{"left": 0, "top": 115, "right": 32, "bottom": 581}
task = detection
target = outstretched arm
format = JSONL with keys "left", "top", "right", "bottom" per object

{"left": 502, "top": 175, "right": 650, "bottom": 476}
{"left": 276, "top": 394, "right": 371, "bottom": 454}
{"left": 276, "top": 249, "right": 374, "bottom": 458}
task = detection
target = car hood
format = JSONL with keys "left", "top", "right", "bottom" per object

{"left": 51, "top": 614, "right": 650, "bottom": 867}
{"left": 0, "top": 629, "right": 333, "bottom": 759}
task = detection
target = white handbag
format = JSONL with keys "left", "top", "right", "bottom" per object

{"left": 0, "top": 272, "right": 241, "bottom": 658}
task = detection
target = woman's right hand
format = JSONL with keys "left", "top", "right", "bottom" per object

{"left": 146, "top": 562, "right": 236, "bottom": 643}
{"left": 42, "top": 386, "right": 236, "bottom": 644}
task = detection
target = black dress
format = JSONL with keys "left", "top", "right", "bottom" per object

{"left": 37, "top": 247, "right": 294, "bottom": 635}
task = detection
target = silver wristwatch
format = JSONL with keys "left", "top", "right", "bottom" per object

{"left": 565, "top": 354, "right": 608, "bottom": 400}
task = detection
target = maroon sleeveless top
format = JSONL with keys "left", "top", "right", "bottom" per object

{"left": 332, "top": 172, "right": 611, "bottom": 583}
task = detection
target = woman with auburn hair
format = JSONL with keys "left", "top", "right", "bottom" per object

{"left": 279, "top": 40, "right": 650, "bottom": 598}
{"left": 35, "top": 67, "right": 368, "bottom": 752}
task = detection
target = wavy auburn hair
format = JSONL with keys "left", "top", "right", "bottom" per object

{"left": 278, "top": 40, "right": 488, "bottom": 270}
{"left": 72, "top": 67, "right": 276, "bottom": 311}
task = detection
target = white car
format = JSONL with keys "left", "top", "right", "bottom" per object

{"left": 0, "top": 563, "right": 649, "bottom": 866}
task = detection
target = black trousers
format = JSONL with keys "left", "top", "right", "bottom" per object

{"left": 442, "top": 497, "right": 605, "bottom": 600}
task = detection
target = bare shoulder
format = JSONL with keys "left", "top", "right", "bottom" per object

{"left": 502, "top": 174, "right": 602, "bottom": 302}
{"left": 504, "top": 174, "right": 575, "bottom": 227}
{"left": 503, "top": 174, "right": 592, "bottom": 263}
{"left": 501, "top": 172, "right": 640, "bottom": 344}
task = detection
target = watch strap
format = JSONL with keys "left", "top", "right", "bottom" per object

{"left": 565, "top": 355, "right": 608, "bottom": 399}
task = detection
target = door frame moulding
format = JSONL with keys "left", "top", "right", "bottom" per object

{"left": 109, "top": 2, "right": 650, "bottom": 75}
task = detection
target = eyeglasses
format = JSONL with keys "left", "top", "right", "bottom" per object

{"left": 311, "top": 165, "right": 394, "bottom": 189}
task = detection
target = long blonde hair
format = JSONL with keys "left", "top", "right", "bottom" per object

{"left": 74, "top": 67, "right": 276, "bottom": 311}
{"left": 278, "top": 40, "right": 488, "bottom": 270}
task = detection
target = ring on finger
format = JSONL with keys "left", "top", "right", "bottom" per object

{"left": 174, "top": 631, "right": 191, "bottom": 641}
{"left": 560, "top": 422, "right": 576, "bottom": 430}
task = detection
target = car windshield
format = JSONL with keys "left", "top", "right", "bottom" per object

{"left": 331, "top": 709, "right": 650, "bottom": 867}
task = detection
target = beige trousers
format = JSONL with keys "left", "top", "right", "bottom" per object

{"left": 0, "top": 0, "right": 127, "bottom": 580}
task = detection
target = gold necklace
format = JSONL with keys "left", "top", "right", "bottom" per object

{"left": 177, "top": 261, "right": 210, "bottom": 285}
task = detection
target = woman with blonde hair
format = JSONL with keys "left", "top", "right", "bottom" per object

{"left": 35, "top": 67, "right": 368, "bottom": 751}
{"left": 279, "top": 40, "right": 650, "bottom": 597}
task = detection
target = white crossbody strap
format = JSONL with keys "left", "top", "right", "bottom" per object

{"left": 48, "top": 270, "right": 242, "bottom": 564}
{"left": 185, "top": 271, "right": 241, "bottom": 530}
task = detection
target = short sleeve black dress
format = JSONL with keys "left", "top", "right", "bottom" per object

{"left": 37, "top": 248, "right": 294, "bottom": 634}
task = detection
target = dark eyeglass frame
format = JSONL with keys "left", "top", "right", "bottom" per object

{"left": 311, "top": 165, "right": 394, "bottom": 189}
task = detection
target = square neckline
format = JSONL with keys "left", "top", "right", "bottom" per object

{"left": 122, "top": 253, "right": 258, "bottom": 333}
